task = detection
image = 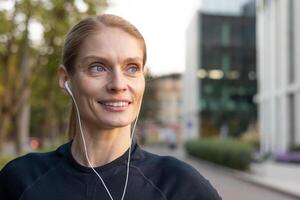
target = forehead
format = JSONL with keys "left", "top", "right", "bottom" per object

{"left": 78, "top": 27, "right": 143, "bottom": 64}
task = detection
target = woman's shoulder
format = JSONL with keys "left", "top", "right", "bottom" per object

{"left": 0, "top": 149, "right": 62, "bottom": 183}
{"left": 136, "top": 149, "right": 222, "bottom": 199}
{"left": 0, "top": 146, "right": 66, "bottom": 199}
{"left": 1, "top": 142, "right": 69, "bottom": 175}
{"left": 2, "top": 150, "right": 57, "bottom": 171}
{"left": 141, "top": 150, "right": 199, "bottom": 176}
{"left": 0, "top": 143, "right": 68, "bottom": 185}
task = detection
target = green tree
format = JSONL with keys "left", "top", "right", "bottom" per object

{"left": 0, "top": 0, "right": 107, "bottom": 153}
{"left": 139, "top": 72, "right": 160, "bottom": 122}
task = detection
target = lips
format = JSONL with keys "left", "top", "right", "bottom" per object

{"left": 98, "top": 99, "right": 132, "bottom": 112}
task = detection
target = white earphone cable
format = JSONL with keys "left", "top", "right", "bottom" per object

{"left": 65, "top": 82, "right": 138, "bottom": 200}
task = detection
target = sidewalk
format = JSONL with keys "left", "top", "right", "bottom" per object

{"left": 144, "top": 145, "right": 300, "bottom": 199}
{"left": 239, "top": 160, "right": 300, "bottom": 198}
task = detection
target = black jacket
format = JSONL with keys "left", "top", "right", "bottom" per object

{"left": 0, "top": 141, "right": 221, "bottom": 200}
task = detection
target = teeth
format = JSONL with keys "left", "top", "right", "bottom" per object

{"left": 103, "top": 102, "right": 129, "bottom": 107}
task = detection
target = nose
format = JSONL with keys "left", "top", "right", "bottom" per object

{"left": 106, "top": 70, "right": 127, "bottom": 93}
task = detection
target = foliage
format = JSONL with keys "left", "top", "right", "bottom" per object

{"left": 240, "top": 127, "right": 260, "bottom": 150}
{"left": 139, "top": 72, "right": 160, "bottom": 122}
{"left": 185, "top": 138, "right": 253, "bottom": 170}
{"left": 0, "top": 155, "right": 15, "bottom": 170}
{"left": 0, "top": 0, "right": 107, "bottom": 152}
{"left": 290, "top": 145, "right": 300, "bottom": 152}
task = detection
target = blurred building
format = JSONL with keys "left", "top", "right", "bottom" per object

{"left": 151, "top": 74, "right": 182, "bottom": 144}
{"left": 153, "top": 74, "right": 182, "bottom": 127}
{"left": 183, "top": 13, "right": 200, "bottom": 139}
{"left": 139, "top": 73, "right": 182, "bottom": 144}
{"left": 184, "top": 0, "right": 256, "bottom": 138}
{"left": 256, "top": 0, "right": 300, "bottom": 153}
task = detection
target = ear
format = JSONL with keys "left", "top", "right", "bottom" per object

{"left": 58, "top": 64, "right": 69, "bottom": 96}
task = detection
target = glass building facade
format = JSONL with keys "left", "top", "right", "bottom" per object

{"left": 183, "top": 0, "right": 257, "bottom": 139}
{"left": 198, "top": 12, "right": 256, "bottom": 137}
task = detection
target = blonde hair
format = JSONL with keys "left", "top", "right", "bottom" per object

{"left": 62, "top": 14, "right": 147, "bottom": 139}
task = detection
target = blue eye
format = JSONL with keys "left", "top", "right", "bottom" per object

{"left": 90, "top": 64, "right": 106, "bottom": 73}
{"left": 127, "top": 65, "right": 139, "bottom": 74}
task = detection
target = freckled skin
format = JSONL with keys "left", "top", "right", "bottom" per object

{"left": 70, "top": 27, "right": 145, "bottom": 130}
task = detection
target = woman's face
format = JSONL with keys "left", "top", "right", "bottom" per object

{"left": 69, "top": 27, "right": 145, "bottom": 129}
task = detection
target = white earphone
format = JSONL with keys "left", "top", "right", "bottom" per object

{"left": 64, "top": 81, "right": 73, "bottom": 97}
{"left": 63, "top": 80, "right": 137, "bottom": 200}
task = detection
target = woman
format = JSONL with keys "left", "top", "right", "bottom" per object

{"left": 0, "top": 14, "right": 221, "bottom": 200}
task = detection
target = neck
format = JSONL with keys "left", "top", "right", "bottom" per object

{"left": 71, "top": 125, "right": 132, "bottom": 167}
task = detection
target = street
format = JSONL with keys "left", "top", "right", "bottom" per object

{"left": 144, "top": 145, "right": 299, "bottom": 200}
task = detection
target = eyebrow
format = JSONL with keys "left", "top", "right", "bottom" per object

{"left": 81, "top": 55, "right": 143, "bottom": 65}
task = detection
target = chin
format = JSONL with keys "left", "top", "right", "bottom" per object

{"left": 99, "top": 119, "right": 133, "bottom": 129}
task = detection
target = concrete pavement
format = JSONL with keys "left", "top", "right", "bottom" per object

{"left": 241, "top": 160, "right": 300, "bottom": 198}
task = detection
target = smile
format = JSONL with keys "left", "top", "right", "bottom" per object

{"left": 100, "top": 101, "right": 130, "bottom": 107}
{"left": 98, "top": 100, "right": 132, "bottom": 112}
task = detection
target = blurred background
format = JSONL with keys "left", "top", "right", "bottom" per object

{"left": 0, "top": 0, "right": 299, "bottom": 199}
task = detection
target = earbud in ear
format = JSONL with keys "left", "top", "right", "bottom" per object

{"left": 64, "top": 81, "right": 73, "bottom": 97}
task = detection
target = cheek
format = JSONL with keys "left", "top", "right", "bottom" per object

{"left": 132, "top": 77, "right": 145, "bottom": 90}
{"left": 75, "top": 77, "right": 105, "bottom": 98}
{"left": 128, "top": 79, "right": 144, "bottom": 102}
{"left": 134, "top": 78, "right": 145, "bottom": 97}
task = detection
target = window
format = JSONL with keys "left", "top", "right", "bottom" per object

{"left": 221, "top": 23, "right": 230, "bottom": 46}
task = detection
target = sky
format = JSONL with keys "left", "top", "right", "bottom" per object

{"left": 0, "top": 0, "right": 252, "bottom": 76}
{"left": 104, "top": 0, "right": 200, "bottom": 76}
{"left": 104, "top": 0, "right": 252, "bottom": 76}
{"left": 0, "top": 0, "right": 199, "bottom": 76}
{"left": 201, "top": 0, "right": 252, "bottom": 14}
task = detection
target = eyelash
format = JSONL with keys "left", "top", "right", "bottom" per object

{"left": 88, "top": 63, "right": 141, "bottom": 75}
{"left": 89, "top": 63, "right": 106, "bottom": 73}
{"left": 126, "top": 64, "right": 140, "bottom": 74}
